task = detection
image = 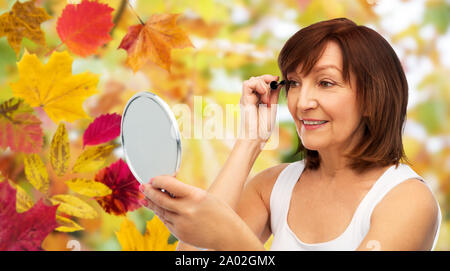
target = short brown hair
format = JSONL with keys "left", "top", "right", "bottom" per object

{"left": 278, "top": 18, "right": 410, "bottom": 174}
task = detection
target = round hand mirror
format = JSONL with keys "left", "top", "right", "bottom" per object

{"left": 121, "top": 91, "right": 182, "bottom": 185}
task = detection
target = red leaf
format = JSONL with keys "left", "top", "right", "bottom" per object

{"left": 83, "top": 113, "right": 121, "bottom": 147}
{"left": 56, "top": 0, "right": 114, "bottom": 57}
{"left": 0, "top": 182, "right": 58, "bottom": 251}
{"left": 0, "top": 98, "right": 43, "bottom": 154}
{"left": 95, "top": 159, "right": 144, "bottom": 216}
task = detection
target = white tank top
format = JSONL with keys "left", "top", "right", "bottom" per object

{"left": 269, "top": 160, "right": 442, "bottom": 251}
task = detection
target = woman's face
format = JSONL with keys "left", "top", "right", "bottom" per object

{"left": 287, "top": 41, "right": 362, "bottom": 153}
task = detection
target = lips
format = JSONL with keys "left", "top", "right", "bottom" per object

{"left": 301, "top": 119, "right": 329, "bottom": 130}
{"left": 301, "top": 119, "right": 328, "bottom": 125}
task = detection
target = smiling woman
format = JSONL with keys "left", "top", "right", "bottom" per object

{"left": 268, "top": 17, "right": 442, "bottom": 250}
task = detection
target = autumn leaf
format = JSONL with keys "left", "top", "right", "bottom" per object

{"left": 72, "top": 143, "right": 117, "bottom": 173}
{"left": 95, "top": 159, "right": 144, "bottom": 216}
{"left": 56, "top": 0, "right": 114, "bottom": 57}
{"left": 83, "top": 113, "right": 121, "bottom": 147}
{"left": 15, "top": 185, "right": 34, "bottom": 213}
{"left": 9, "top": 50, "right": 99, "bottom": 124}
{"left": 0, "top": 0, "right": 52, "bottom": 57}
{"left": 55, "top": 215, "right": 84, "bottom": 232}
{"left": 0, "top": 98, "right": 43, "bottom": 153}
{"left": 50, "top": 122, "right": 70, "bottom": 176}
{"left": 49, "top": 194, "right": 97, "bottom": 219}
{"left": 118, "top": 13, "right": 194, "bottom": 72}
{"left": 0, "top": 181, "right": 58, "bottom": 251}
{"left": 115, "top": 216, "right": 178, "bottom": 251}
{"left": 23, "top": 153, "right": 49, "bottom": 195}
{"left": 65, "top": 178, "right": 112, "bottom": 197}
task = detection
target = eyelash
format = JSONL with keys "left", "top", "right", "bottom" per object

{"left": 286, "top": 80, "right": 335, "bottom": 91}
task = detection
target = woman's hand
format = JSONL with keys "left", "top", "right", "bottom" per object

{"left": 139, "top": 175, "right": 265, "bottom": 251}
{"left": 239, "top": 75, "right": 282, "bottom": 147}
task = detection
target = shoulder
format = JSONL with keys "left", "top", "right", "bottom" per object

{"left": 246, "top": 162, "right": 292, "bottom": 203}
{"left": 373, "top": 178, "right": 439, "bottom": 220}
{"left": 247, "top": 162, "right": 291, "bottom": 190}
{"left": 365, "top": 178, "right": 440, "bottom": 250}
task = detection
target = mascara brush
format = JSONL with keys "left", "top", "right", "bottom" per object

{"left": 270, "top": 80, "right": 286, "bottom": 90}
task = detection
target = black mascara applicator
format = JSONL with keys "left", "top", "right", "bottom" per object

{"left": 270, "top": 80, "right": 286, "bottom": 90}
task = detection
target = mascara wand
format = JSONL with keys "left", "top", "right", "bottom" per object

{"left": 270, "top": 80, "right": 286, "bottom": 90}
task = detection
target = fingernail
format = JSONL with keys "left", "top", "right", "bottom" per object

{"left": 139, "top": 199, "right": 148, "bottom": 207}
{"left": 139, "top": 184, "right": 144, "bottom": 193}
{"left": 150, "top": 178, "right": 154, "bottom": 184}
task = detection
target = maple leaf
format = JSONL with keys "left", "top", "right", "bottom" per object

{"left": 115, "top": 216, "right": 178, "bottom": 251}
{"left": 0, "top": 0, "right": 52, "bottom": 57}
{"left": 56, "top": 0, "right": 114, "bottom": 57}
{"left": 95, "top": 159, "right": 144, "bottom": 216}
{"left": 118, "top": 13, "right": 194, "bottom": 72}
{"left": 0, "top": 98, "right": 43, "bottom": 153}
{"left": 9, "top": 50, "right": 99, "bottom": 124}
{"left": 0, "top": 181, "right": 58, "bottom": 251}
{"left": 83, "top": 113, "right": 121, "bottom": 147}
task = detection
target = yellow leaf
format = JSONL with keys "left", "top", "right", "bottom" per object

{"left": 115, "top": 216, "right": 178, "bottom": 251}
{"left": 55, "top": 215, "right": 84, "bottom": 232}
{"left": 72, "top": 143, "right": 117, "bottom": 173}
{"left": 0, "top": 0, "right": 52, "bottom": 57}
{"left": 9, "top": 51, "right": 99, "bottom": 123}
{"left": 23, "top": 153, "right": 49, "bottom": 195}
{"left": 50, "top": 194, "right": 97, "bottom": 219}
{"left": 50, "top": 122, "right": 70, "bottom": 176}
{"left": 115, "top": 218, "right": 146, "bottom": 251}
{"left": 143, "top": 215, "right": 178, "bottom": 251}
{"left": 16, "top": 185, "right": 34, "bottom": 213}
{"left": 66, "top": 178, "right": 112, "bottom": 197}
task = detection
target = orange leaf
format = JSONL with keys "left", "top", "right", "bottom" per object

{"left": 118, "top": 13, "right": 194, "bottom": 72}
{"left": 0, "top": 0, "right": 52, "bottom": 57}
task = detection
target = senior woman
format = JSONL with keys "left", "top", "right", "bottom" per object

{"left": 139, "top": 18, "right": 442, "bottom": 251}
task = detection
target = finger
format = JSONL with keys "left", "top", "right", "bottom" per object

{"left": 142, "top": 198, "right": 177, "bottom": 224}
{"left": 243, "top": 78, "right": 266, "bottom": 97}
{"left": 256, "top": 79, "right": 270, "bottom": 105}
{"left": 151, "top": 175, "right": 193, "bottom": 198}
{"left": 141, "top": 184, "right": 179, "bottom": 212}
{"left": 260, "top": 74, "right": 279, "bottom": 84}
{"left": 269, "top": 86, "right": 281, "bottom": 106}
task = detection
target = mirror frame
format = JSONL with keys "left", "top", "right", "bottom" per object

{"left": 120, "top": 91, "right": 182, "bottom": 184}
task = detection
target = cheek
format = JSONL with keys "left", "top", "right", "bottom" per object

{"left": 287, "top": 93, "right": 360, "bottom": 127}
{"left": 325, "top": 97, "right": 361, "bottom": 134}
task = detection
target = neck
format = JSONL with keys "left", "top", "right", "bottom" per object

{"left": 316, "top": 149, "right": 353, "bottom": 182}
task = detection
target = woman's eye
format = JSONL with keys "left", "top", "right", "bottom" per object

{"left": 288, "top": 80, "right": 300, "bottom": 88}
{"left": 319, "top": 80, "right": 334, "bottom": 87}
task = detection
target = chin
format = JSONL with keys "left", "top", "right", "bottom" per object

{"left": 301, "top": 143, "right": 321, "bottom": 151}
{"left": 299, "top": 138, "right": 324, "bottom": 151}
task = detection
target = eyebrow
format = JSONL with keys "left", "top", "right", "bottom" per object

{"left": 313, "top": 65, "right": 342, "bottom": 73}
{"left": 287, "top": 64, "right": 342, "bottom": 77}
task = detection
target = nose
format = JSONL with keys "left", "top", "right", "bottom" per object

{"left": 296, "top": 85, "right": 318, "bottom": 112}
